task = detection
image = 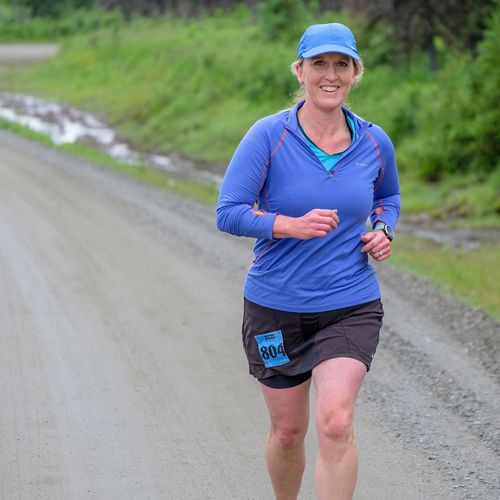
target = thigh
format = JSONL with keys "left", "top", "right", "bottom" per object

{"left": 261, "top": 378, "right": 311, "bottom": 430}
{"left": 313, "top": 357, "right": 367, "bottom": 418}
{"left": 315, "top": 299, "right": 384, "bottom": 372}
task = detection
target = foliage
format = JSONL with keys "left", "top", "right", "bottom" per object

{"left": 2, "top": 0, "right": 498, "bottom": 57}
{"left": 9, "top": 0, "right": 96, "bottom": 18}
{"left": 258, "top": 0, "right": 310, "bottom": 41}
{"left": 331, "top": 0, "right": 497, "bottom": 64}
{"left": 391, "top": 7, "right": 500, "bottom": 182}
{"left": 468, "top": 8, "right": 500, "bottom": 173}
{"left": 0, "top": 7, "right": 123, "bottom": 40}
{"left": 0, "top": 3, "right": 498, "bottom": 222}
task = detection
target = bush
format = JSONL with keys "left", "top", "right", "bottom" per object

{"left": 0, "top": 7, "right": 123, "bottom": 40}
{"left": 466, "top": 8, "right": 500, "bottom": 173}
{"left": 419, "top": 8, "right": 499, "bottom": 180}
{"left": 259, "top": 0, "right": 310, "bottom": 42}
{"left": 9, "top": 0, "right": 96, "bottom": 18}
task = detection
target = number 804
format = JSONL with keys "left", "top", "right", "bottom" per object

{"left": 260, "top": 343, "right": 286, "bottom": 360}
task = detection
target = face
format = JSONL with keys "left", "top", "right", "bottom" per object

{"left": 296, "top": 52, "right": 356, "bottom": 112}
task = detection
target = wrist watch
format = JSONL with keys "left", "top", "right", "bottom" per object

{"left": 373, "top": 223, "right": 394, "bottom": 241}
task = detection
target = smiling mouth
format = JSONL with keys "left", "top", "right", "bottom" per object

{"left": 320, "top": 85, "right": 340, "bottom": 93}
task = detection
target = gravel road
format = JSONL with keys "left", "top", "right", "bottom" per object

{"left": 0, "top": 128, "right": 498, "bottom": 500}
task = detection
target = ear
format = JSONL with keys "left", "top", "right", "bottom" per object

{"left": 294, "top": 62, "right": 304, "bottom": 85}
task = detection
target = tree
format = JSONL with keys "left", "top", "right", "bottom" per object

{"left": 344, "top": 0, "right": 497, "bottom": 66}
{"left": 11, "top": 0, "right": 96, "bottom": 17}
{"left": 259, "top": 0, "right": 309, "bottom": 41}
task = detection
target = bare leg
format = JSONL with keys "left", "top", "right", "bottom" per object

{"left": 313, "top": 358, "right": 367, "bottom": 500}
{"left": 261, "top": 378, "right": 311, "bottom": 500}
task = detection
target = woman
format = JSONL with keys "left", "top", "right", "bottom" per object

{"left": 216, "top": 22, "right": 400, "bottom": 500}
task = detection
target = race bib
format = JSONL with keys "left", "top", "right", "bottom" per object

{"left": 255, "top": 330, "right": 290, "bottom": 368}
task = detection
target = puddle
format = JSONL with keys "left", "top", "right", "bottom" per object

{"left": 0, "top": 92, "right": 223, "bottom": 186}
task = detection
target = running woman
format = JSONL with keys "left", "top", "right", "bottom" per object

{"left": 216, "top": 22, "right": 400, "bottom": 500}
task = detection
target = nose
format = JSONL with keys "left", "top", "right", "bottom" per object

{"left": 324, "top": 63, "right": 338, "bottom": 80}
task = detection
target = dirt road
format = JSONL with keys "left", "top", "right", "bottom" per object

{"left": 0, "top": 128, "right": 498, "bottom": 499}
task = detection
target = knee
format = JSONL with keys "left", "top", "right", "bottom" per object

{"left": 316, "top": 409, "right": 354, "bottom": 444}
{"left": 269, "top": 423, "right": 307, "bottom": 451}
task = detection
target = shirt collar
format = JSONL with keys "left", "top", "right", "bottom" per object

{"left": 285, "top": 100, "right": 367, "bottom": 137}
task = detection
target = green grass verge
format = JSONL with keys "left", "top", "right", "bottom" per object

{"left": 0, "top": 117, "right": 219, "bottom": 205}
{"left": 391, "top": 236, "right": 500, "bottom": 319}
{"left": 400, "top": 172, "right": 500, "bottom": 229}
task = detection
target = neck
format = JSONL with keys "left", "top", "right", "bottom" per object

{"left": 297, "top": 101, "right": 346, "bottom": 137}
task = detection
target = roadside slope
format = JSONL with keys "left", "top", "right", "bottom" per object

{"left": 0, "top": 129, "right": 498, "bottom": 499}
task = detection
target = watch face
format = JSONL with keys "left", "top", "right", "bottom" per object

{"left": 385, "top": 225, "right": 394, "bottom": 240}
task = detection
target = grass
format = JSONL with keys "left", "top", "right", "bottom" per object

{"left": 0, "top": 115, "right": 54, "bottom": 144}
{"left": 391, "top": 236, "right": 500, "bottom": 319}
{"left": 400, "top": 172, "right": 500, "bottom": 229}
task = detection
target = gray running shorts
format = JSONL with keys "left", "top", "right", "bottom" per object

{"left": 242, "top": 298, "right": 384, "bottom": 388}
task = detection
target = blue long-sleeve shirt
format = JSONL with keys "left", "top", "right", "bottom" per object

{"left": 216, "top": 101, "right": 400, "bottom": 312}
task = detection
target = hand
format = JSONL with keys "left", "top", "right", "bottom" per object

{"left": 273, "top": 209, "right": 339, "bottom": 240}
{"left": 360, "top": 230, "right": 391, "bottom": 261}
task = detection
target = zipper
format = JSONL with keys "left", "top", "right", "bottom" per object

{"left": 286, "top": 127, "right": 327, "bottom": 172}
{"left": 285, "top": 124, "right": 369, "bottom": 178}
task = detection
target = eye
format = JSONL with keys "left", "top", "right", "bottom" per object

{"left": 312, "top": 59, "right": 325, "bottom": 66}
{"left": 336, "top": 60, "right": 349, "bottom": 68}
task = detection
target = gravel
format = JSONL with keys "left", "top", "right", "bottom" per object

{"left": 1, "top": 126, "right": 499, "bottom": 499}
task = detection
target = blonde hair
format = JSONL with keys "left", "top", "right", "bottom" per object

{"left": 290, "top": 57, "right": 365, "bottom": 104}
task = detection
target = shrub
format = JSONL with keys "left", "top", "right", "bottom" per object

{"left": 259, "top": 0, "right": 310, "bottom": 42}
{"left": 466, "top": 8, "right": 500, "bottom": 173}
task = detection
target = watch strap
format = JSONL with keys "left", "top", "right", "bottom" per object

{"left": 373, "top": 223, "right": 394, "bottom": 241}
